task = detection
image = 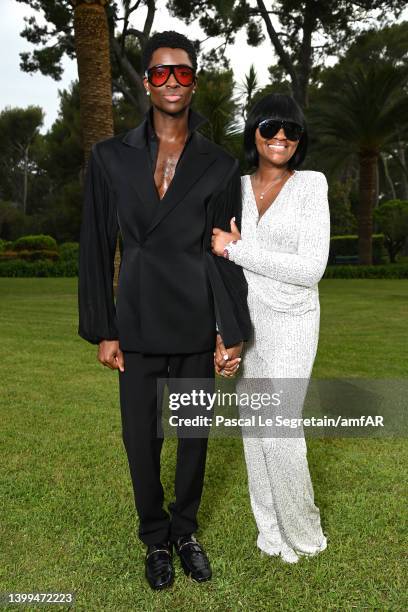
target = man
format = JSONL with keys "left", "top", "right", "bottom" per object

{"left": 78, "top": 30, "right": 251, "bottom": 590}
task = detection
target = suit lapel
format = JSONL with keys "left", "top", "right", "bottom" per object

{"left": 145, "top": 131, "right": 216, "bottom": 236}
{"left": 123, "top": 146, "right": 158, "bottom": 204}
{"left": 120, "top": 120, "right": 160, "bottom": 235}
{"left": 121, "top": 111, "right": 216, "bottom": 238}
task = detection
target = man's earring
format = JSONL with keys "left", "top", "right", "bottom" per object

{"left": 146, "top": 90, "right": 150, "bottom": 96}
{"left": 193, "top": 90, "right": 196, "bottom": 94}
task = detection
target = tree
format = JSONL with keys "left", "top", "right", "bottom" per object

{"left": 110, "top": 0, "right": 156, "bottom": 115}
{"left": 313, "top": 63, "right": 408, "bottom": 264}
{"left": 16, "top": 1, "right": 118, "bottom": 157}
{"left": 251, "top": 0, "right": 406, "bottom": 107}
{"left": 193, "top": 69, "right": 239, "bottom": 147}
{"left": 168, "top": 0, "right": 406, "bottom": 107}
{"left": 35, "top": 82, "right": 84, "bottom": 241}
{"left": 71, "top": 1, "right": 127, "bottom": 285}
{"left": 16, "top": 0, "right": 157, "bottom": 117}
{"left": 27, "top": 75, "right": 144, "bottom": 243}
{"left": 239, "top": 64, "right": 259, "bottom": 121}
{"left": 42, "top": 82, "right": 84, "bottom": 187}
{"left": 357, "top": 22, "right": 408, "bottom": 201}
{"left": 0, "top": 106, "right": 44, "bottom": 214}
{"left": 0, "top": 201, "right": 28, "bottom": 241}
{"left": 374, "top": 200, "right": 408, "bottom": 263}
{"left": 327, "top": 180, "right": 357, "bottom": 237}
{"left": 71, "top": 1, "right": 114, "bottom": 160}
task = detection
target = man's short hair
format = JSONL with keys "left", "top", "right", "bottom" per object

{"left": 142, "top": 31, "right": 198, "bottom": 72}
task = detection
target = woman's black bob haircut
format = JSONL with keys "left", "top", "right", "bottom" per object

{"left": 244, "top": 93, "right": 308, "bottom": 170}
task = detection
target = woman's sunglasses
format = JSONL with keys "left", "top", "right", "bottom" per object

{"left": 258, "top": 118, "right": 304, "bottom": 142}
{"left": 145, "top": 64, "right": 196, "bottom": 87}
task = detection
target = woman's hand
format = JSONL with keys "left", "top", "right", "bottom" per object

{"left": 211, "top": 217, "right": 241, "bottom": 257}
{"left": 214, "top": 334, "right": 242, "bottom": 377}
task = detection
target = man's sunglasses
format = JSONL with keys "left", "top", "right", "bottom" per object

{"left": 258, "top": 118, "right": 304, "bottom": 142}
{"left": 145, "top": 64, "right": 196, "bottom": 87}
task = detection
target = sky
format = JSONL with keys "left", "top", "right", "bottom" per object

{"left": 0, "top": 0, "right": 407, "bottom": 133}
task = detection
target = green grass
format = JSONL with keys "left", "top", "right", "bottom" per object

{"left": 0, "top": 278, "right": 407, "bottom": 611}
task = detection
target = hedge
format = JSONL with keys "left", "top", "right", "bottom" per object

{"left": 0, "top": 249, "right": 59, "bottom": 262}
{"left": 0, "top": 238, "right": 80, "bottom": 276}
{"left": 329, "top": 234, "right": 387, "bottom": 265}
{"left": 0, "top": 259, "right": 78, "bottom": 277}
{"left": 324, "top": 264, "right": 408, "bottom": 279}
{"left": 1, "top": 259, "right": 407, "bottom": 279}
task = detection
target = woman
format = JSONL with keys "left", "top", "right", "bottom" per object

{"left": 211, "top": 94, "right": 330, "bottom": 563}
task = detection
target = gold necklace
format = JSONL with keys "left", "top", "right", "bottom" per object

{"left": 253, "top": 170, "right": 289, "bottom": 200}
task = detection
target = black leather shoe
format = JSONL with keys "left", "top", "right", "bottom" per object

{"left": 145, "top": 541, "right": 174, "bottom": 590}
{"left": 175, "top": 534, "right": 212, "bottom": 582}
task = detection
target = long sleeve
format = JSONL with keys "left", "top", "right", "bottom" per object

{"left": 204, "top": 160, "right": 252, "bottom": 347}
{"left": 78, "top": 144, "right": 119, "bottom": 345}
{"left": 226, "top": 173, "right": 330, "bottom": 287}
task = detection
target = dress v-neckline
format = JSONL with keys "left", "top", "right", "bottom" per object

{"left": 247, "top": 171, "right": 297, "bottom": 226}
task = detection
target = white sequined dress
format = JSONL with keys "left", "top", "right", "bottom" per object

{"left": 225, "top": 171, "right": 330, "bottom": 563}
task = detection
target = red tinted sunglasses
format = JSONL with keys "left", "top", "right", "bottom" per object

{"left": 145, "top": 64, "right": 196, "bottom": 87}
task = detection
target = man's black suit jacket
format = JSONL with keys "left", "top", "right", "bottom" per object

{"left": 78, "top": 108, "right": 251, "bottom": 353}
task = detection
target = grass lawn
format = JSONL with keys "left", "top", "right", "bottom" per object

{"left": 0, "top": 278, "right": 407, "bottom": 611}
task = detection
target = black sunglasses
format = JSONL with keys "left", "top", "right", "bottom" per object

{"left": 258, "top": 118, "right": 304, "bottom": 142}
{"left": 145, "top": 64, "right": 196, "bottom": 87}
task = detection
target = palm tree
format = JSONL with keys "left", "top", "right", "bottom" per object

{"left": 240, "top": 64, "right": 259, "bottom": 122}
{"left": 72, "top": 1, "right": 114, "bottom": 160}
{"left": 313, "top": 64, "right": 408, "bottom": 264}
{"left": 72, "top": 1, "right": 123, "bottom": 287}
{"left": 193, "top": 69, "right": 239, "bottom": 148}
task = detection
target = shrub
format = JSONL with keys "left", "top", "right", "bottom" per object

{"left": 0, "top": 201, "right": 28, "bottom": 240}
{"left": 12, "top": 234, "right": 58, "bottom": 252}
{"left": 0, "top": 239, "right": 13, "bottom": 252}
{"left": 373, "top": 199, "right": 408, "bottom": 263}
{"left": 329, "top": 234, "right": 387, "bottom": 264}
{"left": 59, "top": 242, "right": 79, "bottom": 263}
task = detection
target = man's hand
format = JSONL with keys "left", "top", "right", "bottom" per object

{"left": 98, "top": 339, "right": 124, "bottom": 372}
{"left": 211, "top": 217, "right": 241, "bottom": 256}
{"left": 214, "top": 334, "right": 242, "bottom": 377}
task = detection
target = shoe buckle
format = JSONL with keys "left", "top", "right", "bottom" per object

{"left": 146, "top": 548, "right": 171, "bottom": 559}
{"left": 178, "top": 540, "right": 198, "bottom": 552}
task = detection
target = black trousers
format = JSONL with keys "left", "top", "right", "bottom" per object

{"left": 118, "top": 350, "right": 214, "bottom": 545}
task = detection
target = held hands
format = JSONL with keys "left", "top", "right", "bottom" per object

{"left": 211, "top": 217, "right": 241, "bottom": 257}
{"left": 98, "top": 340, "right": 124, "bottom": 372}
{"left": 214, "top": 334, "right": 243, "bottom": 377}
